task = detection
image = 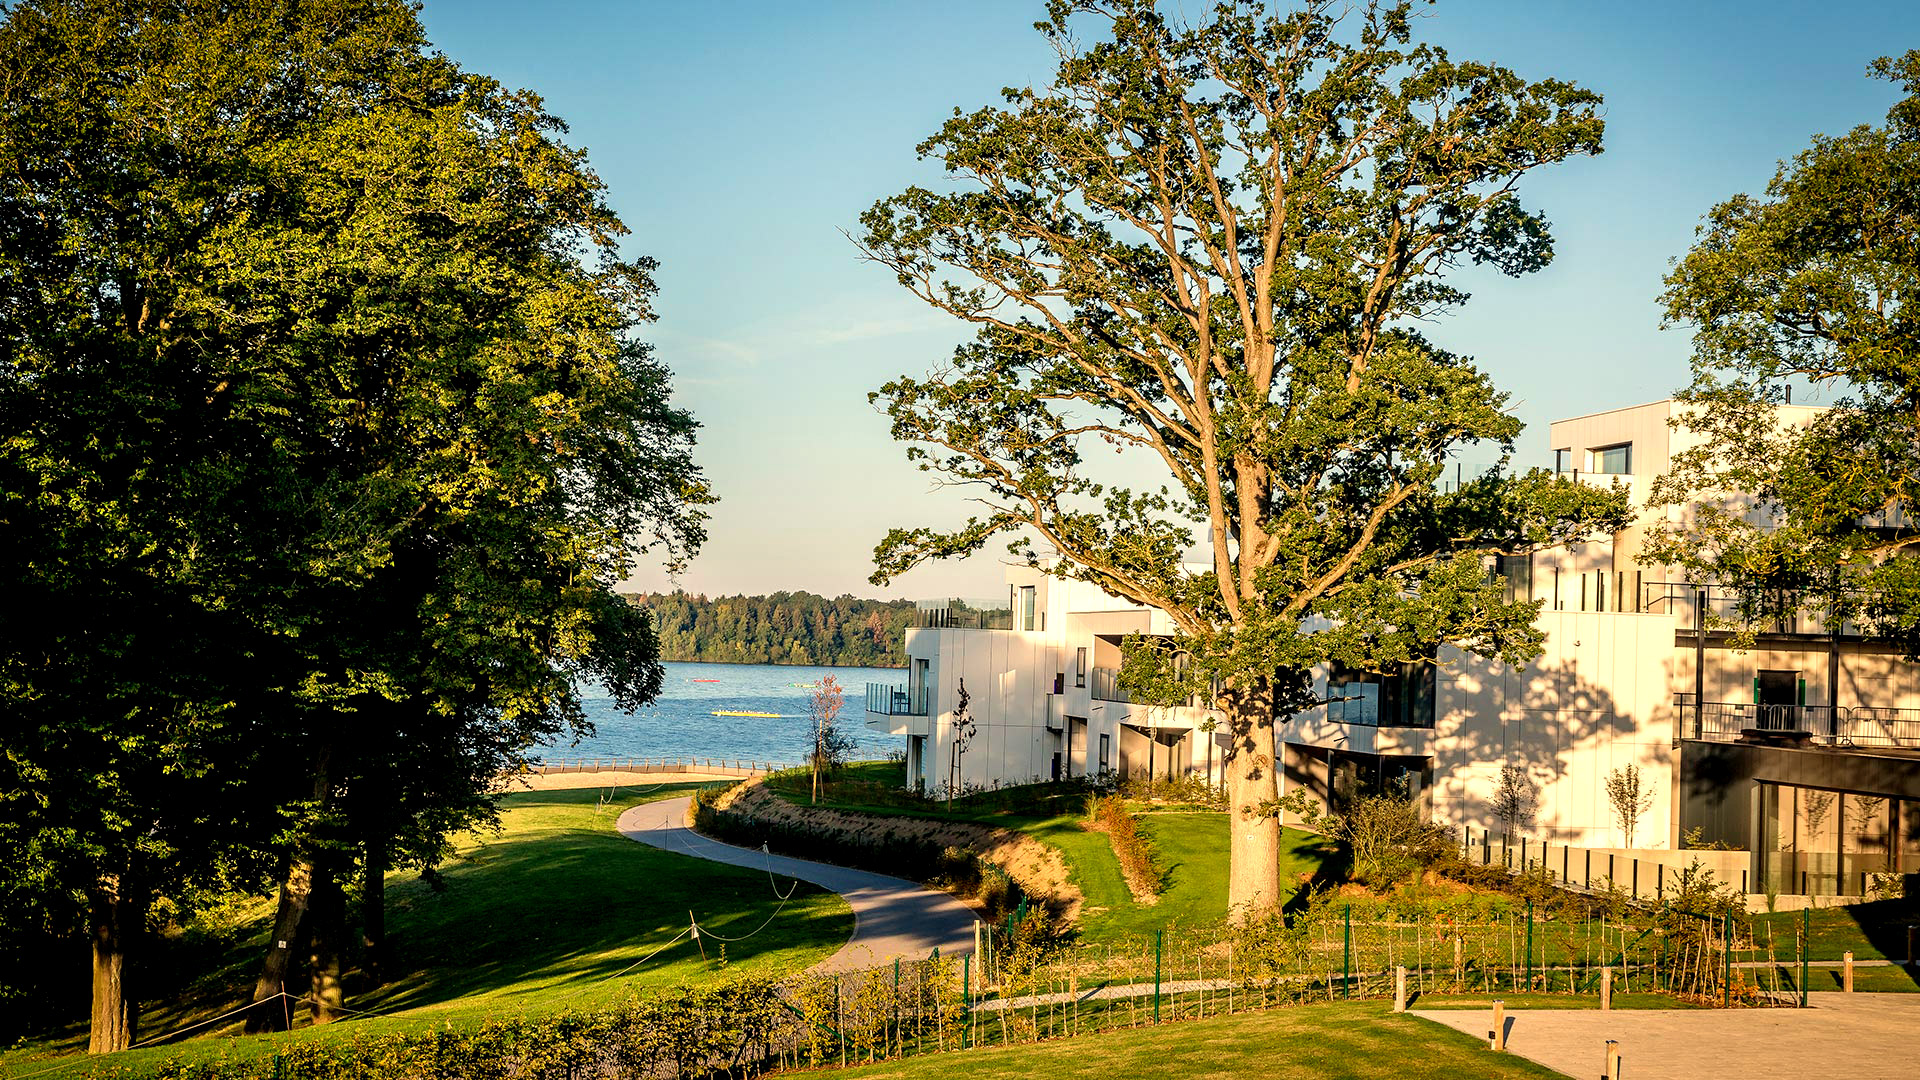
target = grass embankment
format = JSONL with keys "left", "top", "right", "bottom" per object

{"left": 823, "top": 1002, "right": 1564, "bottom": 1080}
{"left": 763, "top": 763, "right": 1332, "bottom": 942}
{"left": 2, "top": 783, "right": 852, "bottom": 1079}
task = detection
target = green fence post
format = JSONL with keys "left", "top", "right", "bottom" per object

{"left": 963, "top": 952, "right": 972, "bottom": 1048}
{"left": 1722, "top": 913, "right": 1732, "bottom": 1007}
{"left": 1154, "top": 928, "right": 1163, "bottom": 1023}
{"left": 1800, "top": 908, "right": 1809, "bottom": 1008}
{"left": 1526, "top": 901, "right": 1534, "bottom": 991}
{"left": 1343, "top": 905, "right": 1352, "bottom": 1000}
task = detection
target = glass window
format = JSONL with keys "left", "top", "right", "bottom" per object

{"left": 1593, "top": 444, "right": 1631, "bottom": 475}
{"left": 1098, "top": 733, "right": 1111, "bottom": 773}
{"left": 1554, "top": 448, "right": 1572, "bottom": 474}
{"left": 1020, "top": 585, "right": 1036, "bottom": 631}
{"left": 1075, "top": 647, "right": 1087, "bottom": 687}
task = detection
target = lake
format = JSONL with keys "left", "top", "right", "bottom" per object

{"left": 543, "top": 660, "right": 908, "bottom": 766}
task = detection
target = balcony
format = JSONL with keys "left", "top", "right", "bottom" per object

{"left": 1090, "top": 666, "right": 1131, "bottom": 703}
{"left": 1678, "top": 701, "right": 1920, "bottom": 750}
{"left": 914, "top": 598, "right": 1013, "bottom": 630}
{"left": 865, "top": 680, "right": 930, "bottom": 737}
{"left": 866, "top": 681, "right": 928, "bottom": 716}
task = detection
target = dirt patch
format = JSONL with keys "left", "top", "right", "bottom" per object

{"left": 713, "top": 780, "right": 1083, "bottom": 922}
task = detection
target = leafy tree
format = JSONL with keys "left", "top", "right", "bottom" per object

{"left": 806, "top": 676, "right": 854, "bottom": 803}
{"left": 1647, "top": 52, "right": 1920, "bottom": 649}
{"left": 0, "top": 0, "right": 706, "bottom": 1047}
{"left": 1604, "top": 763, "right": 1656, "bottom": 849}
{"left": 1493, "top": 763, "right": 1536, "bottom": 840}
{"left": 860, "top": 0, "right": 1630, "bottom": 915}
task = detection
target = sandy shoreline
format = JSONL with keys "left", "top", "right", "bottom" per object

{"left": 502, "top": 770, "right": 746, "bottom": 792}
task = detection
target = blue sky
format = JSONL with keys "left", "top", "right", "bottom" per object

{"left": 419, "top": 1, "right": 1920, "bottom": 600}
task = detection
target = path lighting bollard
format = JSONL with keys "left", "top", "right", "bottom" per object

{"left": 1844, "top": 951, "right": 1855, "bottom": 993}
{"left": 1604, "top": 1039, "right": 1622, "bottom": 1080}
{"left": 1394, "top": 966, "right": 1408, "bottom": 1013}
{"left": 1601, "top": 967, "right": 1612, "bottom": 1011}
{"left": 1490, "top": 1000, "right": 1506, "bottom": 1052}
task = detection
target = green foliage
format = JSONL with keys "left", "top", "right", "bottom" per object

{"left": 1325, "top": 789, "right": 1454, "bottom": 889}
{"left": 1649, "top": 50, "right": 1920, "bottom": 651}
{"left": 0, "top": 0, "right": 709, "bottom": 1043}
{"left": 632, "top": 590, "right": 917, "bottom": 667}
{"left": 858, "top": 0, "right": 1630, "bottom": 913}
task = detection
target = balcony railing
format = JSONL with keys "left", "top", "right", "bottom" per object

{"left": 914, "top": 598, "right": 1013, "bottom": 630}
{"left": 866, "top": 681, "right": 929, "bottom": 717}
{"left": 1678, "top": 701, "right": 1920, "bottom": 750}
{"left": 1090, "top": 666, "right": 1132, "bottom": 703}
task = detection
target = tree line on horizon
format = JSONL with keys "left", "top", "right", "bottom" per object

{"left": 631, "top": 591, "right": 915, "bottom": 668}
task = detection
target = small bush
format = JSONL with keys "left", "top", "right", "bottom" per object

{"left": 1087, "top": 794, "right": 1160, "bottom": 900}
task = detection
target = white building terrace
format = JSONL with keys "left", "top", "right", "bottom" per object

{"left": 866, "top": 399, "right": 1920, "bottom": 898}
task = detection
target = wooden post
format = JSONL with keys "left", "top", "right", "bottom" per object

{"left": 1600, "top": 966, "right": 1612, "bottom": 1011}
{"left": 1490, "top": 1000, "right": 1506, "bottom": 1052}
{"left": 1844, "top": 951, "right": 1855, "bottom": 993}
{"left": 1394, "top": 966, "right": 1408, "bottom": 1012}
{"left": 1604, "top": 1039, "right": 1622, "bottom": 1080}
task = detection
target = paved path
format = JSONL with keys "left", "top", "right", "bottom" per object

{"left": 1413, "top": 992, "right": 1920, "bottom": 1080}
{"left": 616, "top": 797, "right": 976, "bottom": 973}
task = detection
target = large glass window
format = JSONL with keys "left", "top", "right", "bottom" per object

{"left": 1592, "top": 443, "right": 1632, "bottom": 475}
{"left": 1075, "top": 647, "right": 1087, "bottom": 687}
{"left": 1326, "top": 658, "right": 1436, "bottom": 728}
{"left": 1019, "top": 585, "right": 1036, "bottom": 631}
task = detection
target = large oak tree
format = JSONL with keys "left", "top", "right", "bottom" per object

{"left": 0, "top": 0, "right": 706, "bottom": 1049}
{"left": 862, "top": 0, "right": 1629, "bottom": 916}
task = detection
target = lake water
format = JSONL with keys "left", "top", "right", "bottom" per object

{"left": 542, "top": 661, "right": 908, "bottom": 766}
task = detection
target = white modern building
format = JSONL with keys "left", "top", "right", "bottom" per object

{"left": 868, "top": 399, "right": 1920, "bottom": 894}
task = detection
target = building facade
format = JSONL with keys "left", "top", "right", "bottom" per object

{"left": 867, "top": 399, "right": 1920, "bottom": 894}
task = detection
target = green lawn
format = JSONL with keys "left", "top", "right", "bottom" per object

{"left": 821, "top": 1001, "right": 1565, "bottom": 1080}
{"left": 2, "top": 783, "right": 853, "bottom": 1079}
{"left": 768, "top": 764, "right": 1333, "bottom": 945}
{"left": 1749, "top": 898, "right": 1920, "bottom": 962}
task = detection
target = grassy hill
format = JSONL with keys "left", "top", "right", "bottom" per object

{"left": 2, "top": 783, "right": 852, "bottom": 1079}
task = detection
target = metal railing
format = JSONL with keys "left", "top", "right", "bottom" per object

{"left": 1090, "top": 666, "right": 1132, "bottom": 703}
{"left": 1678, "top": 701, "right": 1920, "bottom": 750}
{"left": 866, "top": 681, "right": 929, "bottom": 716}
{"left": 914, "top": 599, "right": 1013, "bottom": 630}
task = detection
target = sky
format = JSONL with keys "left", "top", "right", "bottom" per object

{"left": 418, "top": 0, "right": 1920, "bottom": 601}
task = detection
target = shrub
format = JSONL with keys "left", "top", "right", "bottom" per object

{"left": 1329, "top": 790, "right": 1453, "bottom": 888}
{"left": 1086, "top": 794, "right": 1159, "bottom": 899}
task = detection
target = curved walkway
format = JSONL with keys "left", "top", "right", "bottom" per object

{"left": 616, "top": 797, "right": 976, "bottom": 972}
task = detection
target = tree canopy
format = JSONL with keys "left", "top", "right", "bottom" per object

{"left": 1647, "top": 51, "right": 1920, "bottom": 650}
{"left": 0, "top": 0, "right": 707, "bottom": 1049}
{"left": 861, "top": 0, "right": 1629, "bottom": 915}
{"left": 636, "top": 590, "right": 916, "bottom": 667}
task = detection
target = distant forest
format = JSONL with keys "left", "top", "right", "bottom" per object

{"left": 628, "top": 590, "right": 915, "bottom": 667}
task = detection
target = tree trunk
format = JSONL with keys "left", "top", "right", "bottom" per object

{"left": 1224, "top": 684, "right": 1281, "bottom": 921}
{"left": 360, "top": 832, "right": 387, "bottom": 986}
{"left": 306, "top": 865, "right": 345, "bottom": 1024}
{"left": 86, "top": 881, "right": 138, "bottom": 1054}
{"left": 245, "top": 859, "right": 314, "bottom": 1032}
